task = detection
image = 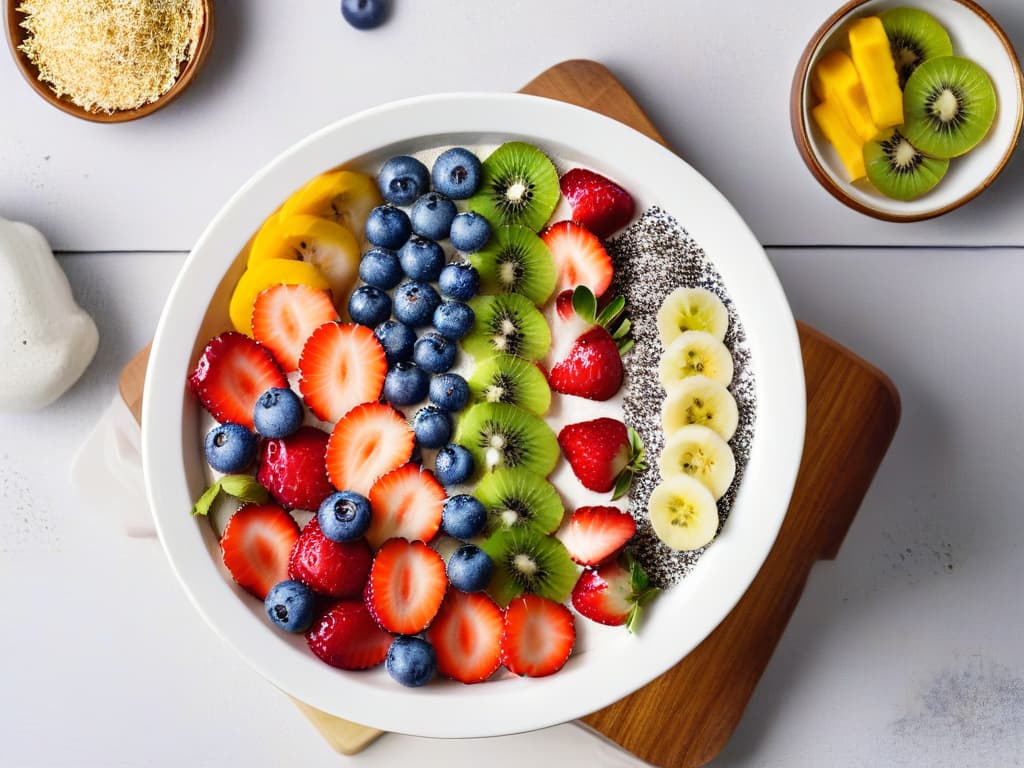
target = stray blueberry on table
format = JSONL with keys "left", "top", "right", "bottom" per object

{"left": 264, "top": 580, "right": 316, "bottom": 633}
{"left": 253, "top": 387, "right": 303, "bottom": 439}
{"left": 204, "top": 422, "right": 257, "bottom": 473}
{"left": 385, "top": 635, "right": 436, "bottom": 687}
{"left": 377, "top": 154, "right": 428, "bottom": 205}
{"left": 340, "top": 0, "right": 389, "bottom": 30}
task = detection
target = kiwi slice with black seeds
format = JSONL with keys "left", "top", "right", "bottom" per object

{"left": 474, "top": 467, "right": 564, "bottom": 534}
{"left": 864, "top": 128, "right": 949, "bottom": 201}
{"left": 455, "top": 402, "right": 559, "bottom": 477}
{"left": 480, "top": 526, "right": 577, "bottom": 607}
{"left": 470, "top": 224, "right": 557, "bottom": 305}
{"left": 463, "top": 293, "right": 551, "bottom": 361}
{"left": 468, "top": 353, "right": 552, "bottom": 416}
{"left": 468, "top": 142, "right": 560, "bottom": 232}
{"left": 902, "top": 56, "right": 997, "bottom": 159}
{"left": 880, "top": 7, "right": 953, "bottom": 88}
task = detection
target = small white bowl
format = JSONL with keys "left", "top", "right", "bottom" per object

{"left": 792, "top": 0, "right": 1023, "bottom": 221}
{"left": 142, "top": 93, "right": 805, "bottom": 738}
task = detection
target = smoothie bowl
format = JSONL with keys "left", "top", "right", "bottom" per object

{"left": 142, "top": 93, "right": 805, "bottom": 738}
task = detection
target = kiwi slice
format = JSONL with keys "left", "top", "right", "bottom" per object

{"left": 455, "top": 402, "right": 559, "bottom": 477}
{"left": 470, "top": 225, "right": 557, "bottom": 305}
{"left": 474, "top": 467, "right": 565, "bottom": 534}
{"left": 864, "top": 128, "right": 949, "bottom": 201}
{"left": 902, "top": 56, "right": 997, "bottom": 159}
{"left": 463, "top": 293, "right": 551, "bottom": 361}
{"left": 880, "top": 7, "right": 953, "bottom": 88}
{"left": 468, "top": 142, "right": 560, "bottom": 232}
{"left": 480, "top": 526, "right": 577, "bottom": 607}
{"left": 468, "top": 353, "right": 552, "bottom": 416}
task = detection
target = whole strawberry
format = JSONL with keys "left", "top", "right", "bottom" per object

{"left": 548, "top": 286, "right": 632, "bottom": 401}
{"left": 558, "top": 417, "right": 645, "bottom": 499}
{"left": 257, "top": 425, "right": 334, "bottom": 511}
{"left": 306, "top": 599, "right": 392, "bottom": 670}
{"left": 288, "top": 516, "right": 373, "bottom": 598}
{"left": 572, "top": 556, "right": 659, "bottom": 633}
{"left": 559, "top": 168, "right": 636, "bottom": 239}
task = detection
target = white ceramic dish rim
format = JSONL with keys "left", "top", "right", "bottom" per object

{"left": 798, "top": 0, "right": 1023, "bottom": 221}
{"left": 142, "top": 92, "right": 806, "bottom": 739}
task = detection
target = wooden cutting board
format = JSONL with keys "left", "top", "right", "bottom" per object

{"left": 120, "top": 60, "right": 900, "bottom": 766}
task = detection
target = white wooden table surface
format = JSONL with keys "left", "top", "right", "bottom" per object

{"left": 3, "top": 2, "right": 1024, "bottom": 766}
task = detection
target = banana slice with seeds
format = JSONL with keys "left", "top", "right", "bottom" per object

{"left": 656, "top": 287, "right": 729, "bottom": 346}
{"left": 658, "top": 424, "right": 736, "bottom": 500}
{"left": 648, "top": 473, "right": 719, "bottom": 551}
{"left": 659, "top": 330, "right": 734, "bottom": 389}
{"left": 662, "top": 375, "right": 739, "bottom": 442}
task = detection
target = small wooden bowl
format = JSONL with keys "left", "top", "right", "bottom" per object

{"left": 5, "top": 0, "right": 213, "bottom": 123}
{"left": 791, "top": 0, "right": 1023, "bottom": 222}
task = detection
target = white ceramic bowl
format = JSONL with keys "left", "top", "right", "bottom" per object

{"left": 792, "top": 0, "right": 1023, "bottom": 221}
{"left": 142, "top": 93, "right": 805, "bottom": 738}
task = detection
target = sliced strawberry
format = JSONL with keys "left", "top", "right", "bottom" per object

{"left": 326, "top": 403, "right": 415, "bottom": 498}
{"left": 366, "top": 463, "right": 445, "bottom": 550}
{"left": 298, "top": 322, "right": 386, "bottom": 423}
{"left": 189, "top": 331, "right": 287, "bottom": 429}
{"left": 557, "top": 418, "right": 645, "bottom": 498}
{"left": 256, "top": 426, "right": 334, "bottom": 511}
{"left": 571, "top": 556, "right": 659, "bottom": 633}
{"left": 220, "top": 503, "right": 300, "bottom": 599}
{"left": 560, "top": 506, "right": 637, "bottom": 566}
{"left": 501, "top": 594, "right": 575, "bottom": 677}
{"left": 426, "top": 590, "right": 503, "bottom": 684}
{"left": 559, "top": 168, "right": 635, "bottom": 239}
{"left": 547, "top": 286, "right": 630, "bottom": 402}
{"left": 365, "top": 538, "right": 447, "bottom": 635}
{"left": 252, "top": 284, "right": 339, "bottom": 371}
{"left": 306, "top": 599, "right": 392, "bottom": 670}
{"left": 288, "top": 516, "right": 372, "bottom": 598}
{"left": 541, "top": 220, "right": 614, "bottom": 298}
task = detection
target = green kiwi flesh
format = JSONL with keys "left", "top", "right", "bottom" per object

{"left": 470, "top": 224, "right": 557, "bottom": 305}
{"left": 864, "top": 128, "right": 949, "bottom": 201}
{"left": 880, "top": 7, "right": 953, "bottom": 88}
{"left": 454, "top": 402, "right": 559, "bottom": 477}
{"left": 467, "top": 142, "right": 560, "bottom": 232}
{"left": 468, "top": 353, "right": 552, "bottom": 416}
{"left": 474, "top": 467, "right": 565, "bottom": 534}
{"left": 902, "top": 56, "right": 997, "bottom": 158}
{"left": 480, "top": 526, "right": 577, "bottom": 606}
{"left": 463, "top": 293, "right": 551, "bottom": 361}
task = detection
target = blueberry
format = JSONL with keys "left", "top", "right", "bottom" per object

{"left": 374, "top": 320, "right": 416, "bottom": 363}
{"left": 253, "top": 387, "right": 303, "bottom": 439}
{"left": 204, "top": 422, "right": 257, "bottom": 473}
{"left": 365, "top": 204, "right": 411, "bottom": 249}
{"left": 398, "top": 237, "right": 446, "bottom": 281}
{"left": 434, "top": 445, "right": 475, "bottom": 486}
{"left": 412, "top": 405, "right": 452, "bottom": 448}
{"left": 438, "top": 263, "right": 480, "bottom": 301}
{"left": 383, "top": 361, "right": 429, "bottom": 406}
{"left": 340, "top": 0, "right": 389, "bottom": 29}
{"left": 446, "top": 544, "right": 494, "bottom": 592}
{"left": 410, "top": 192, "right": 457, "bottom": 241}
{"left": 429, "top": 373, "right": 470, "bottom": 412}
{"left": 264, "top": 580, "right": 316, "bottom": 633}
{"left": 431, "top": 148, "right": 482, "bottom": 200}
{"left": 348, "top": 285, "right": 392, "bottom": 327}
{"left": 377, "top": 155, "right": 429, "bottom": 205}
{"left": 359, "top": 248, "right": 403, "bottom": 289}
{"left": 449, "top": 211, "right": 492, "bottom": 253}
{"left": 385, "top": 635, "right": 436, "bottom": 687}
{"left": 413, "top": 332, "right": 456, "bottom": 374}
{"left": 442, "top": 494, "right": 488, "bottom": 539}
{"left": 393, "top": 280, "right": 441, "bottom": 327}
{"left": 432, "top": 300, "right": 474, "bottom": 341}
{"left": 318, "top": 491, "right": 372, "bottom": 542}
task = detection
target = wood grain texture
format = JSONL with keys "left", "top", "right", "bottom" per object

{"left": 119, "top": 59, "right": 900, "bottom": 764}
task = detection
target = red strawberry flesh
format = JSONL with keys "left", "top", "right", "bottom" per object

{"left": 571, "top": 557, "right": 659, "bottom": 632}
{"left": 306, "top": 599, "right": 392, "bottom": 670}
{"left": 189, "top": 331, "right": 287, "bottom": 429}
{"left": 548, "top": 326, "right": 624, "bottom": 401}
{"left": 559, "top": 168, "right": 636, "bottom": 239}
{"left": 220, "top": 503, "right": 299, "bottom": 600}
{"left": 299, "top": 322, "right": 386, "bottom": 423}
{"left": 252, "top": 284, "right": 339, "bottom": 371}
{"left": 288, "top": 516, "right": 372, "bottom": 598}
{"left": 365, "top": 538, "right": 447, "bottom": 635}
{"left": 366, "top": 463, "right": 445, "bottom": 550}
{"left": 560, "top": 505, "right": 636, "bottom": 566}
{"left": 541, "top": 220, "right": 614, "bottom": 298}
{"left": 557, "top": 418, "right": 631, "bottom": 494}
{"left": 326, "top": 403, "right": 415, "bottom": 498}
{"left": 257, "top": 426, "right": 334, "bottom": 511}
{"left": 501, "top": 594, "right": 575, "bottom": 677}
{"left": 426, "top": 590, "right": 503, "bottom": 684}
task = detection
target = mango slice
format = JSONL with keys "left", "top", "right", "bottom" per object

{"left": 229, "top": 258, "right": 330, "bottom": 336}
{"left": 278, "top": 170, "right": 381, "bottom": 240}
{"left": 812, "top": 50, "right": 879, "bottom": 143}
{"left": 812, "top": 99, "right": 867, "bottom": 181}
{"left": 848, "top": 17, "right": 904, "bottom": 129}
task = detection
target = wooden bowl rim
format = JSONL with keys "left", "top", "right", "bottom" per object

{"left": 4, "top": 0, "right": 213, "bottom": 123}
{"left": 790, "top": 0, "right": 1024, "bottom": 223}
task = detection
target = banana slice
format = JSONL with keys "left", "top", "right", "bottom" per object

{"left": 662, "top": 375, "right": 739, "bottom": 442}
{"left": 659, "top": 330, "right": 734, "bottom": 389}
{"left": 278, "top": 170, "right": 382, "bottom": 240}
{"left": 658, "top": 424, "right": 736, "bottom": 500}
{"left": 657, "top": 287, "right": 729, "bottom": 346}
{"left": 648, "top": 473, "right": 719, "bottom": 551}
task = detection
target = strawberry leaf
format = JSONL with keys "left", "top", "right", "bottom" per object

{"left": 624, "top": 557, "right": 660, "bottom": 633}
{"left": 611, "top": 471, "right": 633, "bottom": 501}
{"left": 611, "top": 428, "right": 647, "bottom": 500}
{"left": 612, "top": 318, "right": 632, "bottom": 340}
{"left": 192, "top": 481, "right": 222, "bottom": 517}
{"left": 618, "top": 338, "right": 635, "bottom": 355}
{"left": 596, "top": 295, "right": 625, "bottom": 328}
{"left": 219, "top": 474, "right": 270, "bottom": 504}
{"left": 571, "top": 285, "right": 597, "bottom": 324}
